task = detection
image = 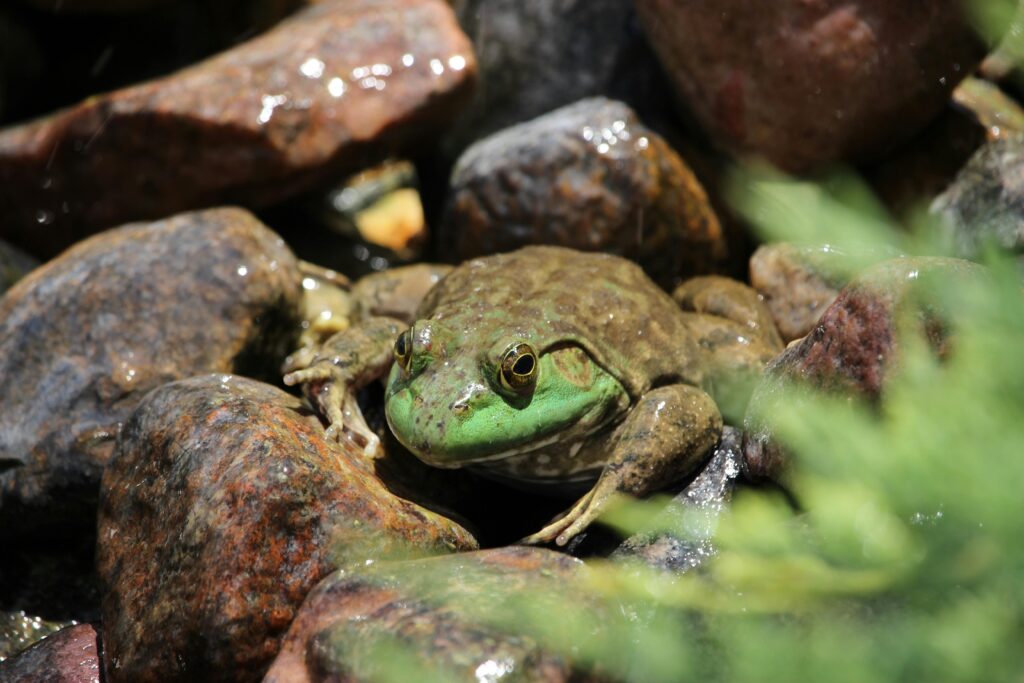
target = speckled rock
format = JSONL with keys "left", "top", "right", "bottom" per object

{"left": 742, "top": 257, "right": 980, "bottom": 480}
{"left": 633, "top": 0, "right": 984, "bottom": 172}
{"left": 0, "top": 623, "right": 100, "bottom": 681}
{"left": 0, "top": 612, "right": 76, "bottom": 662}
{"left": 440, "top": 0, "right": 671, "bottom": 158}
{"left": 0, "top": 0, "right": 476, "bottom": 257}
{"left": 0, "top": 207, "right": 302, "bottom": 538}
{"left": 748, "top": 244, "right": 846, "bottom": 344}
{"left": 931, "top": 135, "right": 1024, "bottom": 262}
{"left": 615, "top": 427, "right": 743, "bottom": 573}
{"left": 440, "top": 98, "right": 725, "bottom": 287}
{"left": 98, "top": 374, "right": 476, "bottom": 683}
{"left": 265, "top": 547, "right": 595, "bottom": 683}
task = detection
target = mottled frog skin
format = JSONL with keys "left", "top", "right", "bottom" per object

{"left": 285, "top": 246, "right": 780, "bottom": 545}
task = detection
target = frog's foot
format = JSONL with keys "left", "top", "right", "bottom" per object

{"left": 521, "top": 475, "right": 620, "bottom": 547}
{"left": 284, "top": 363, "right": 381, "bottom": 457}
{"left": 522, "top": 384, "right": 723, "bottom": 547}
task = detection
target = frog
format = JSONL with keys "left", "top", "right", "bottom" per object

{"left": 284, "top": 246, "right": 782, "bottom": 546}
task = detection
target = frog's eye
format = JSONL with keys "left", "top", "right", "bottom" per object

{"left": 394, "top": 328, "right": 413, "bottom": 373}
{"left": 499, "top": 342, "right": 538, "bottom": 392}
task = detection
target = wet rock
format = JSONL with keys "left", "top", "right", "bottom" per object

{"left": 742, "top": 257, "right": 980, "bottom": 480}
{"left": 98, "top": 374, "right": 476, "bottom": 683}
{"left": 614, "top": 427, "right": 743, "bottom": 573}
{"left": 932, "top": 135, "right": 1024, "bottom": 262}
{"left": 441, "top": 0, "right": 672, "bottom": 158}
{"left": 0, "top": 0, "right": 476, "bottom": 257}
{"left": 440, "top": 98, "right": 726, "bottom": 287}
{"left": 265, "top": 547, "right": 594, "bottom": 683}
{"left": 0, "top": 623, "right": 100, "bottom": 680}
{"left": 0, "top": 207, "right": 302, "bottom": 538}
{"left": 633, "top": 0, "right": 984, "bottom": 172}
{"left": 0, "top": 238, "right": 37, "bottom": 295}
{"left": 748, "top": 244, "right": 846, "bottom": 343}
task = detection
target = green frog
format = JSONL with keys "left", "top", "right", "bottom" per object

{"left": 284, "top": 246, "right": 781, "bottom": 545}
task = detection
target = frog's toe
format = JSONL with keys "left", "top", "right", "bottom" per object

{"left": 281, "top": 346, "right": 318, "bottom": 375}
{"left": 522, "top": 476, "right": 621, "bottom": 546}
{"left": 282, "top": 363, "right": 334, "bottom": 387}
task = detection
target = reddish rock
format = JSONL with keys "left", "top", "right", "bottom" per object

{"left": 265, "top": 547, "right": 595, "bottom": 683}
{"left": 98, "top": 374, "right": 476, "bottom": 683}
{"left": 440, "top": 97, "right": 726, "bottom": 287}
{"left": 0, "top": 207, "right": 302, "bottom": 538}
{"left": 0, "top": 623, "right": 101, "bottom": 683}
{"left": 633, "top": 0, "right": 984, "bottom": 172}
{"left": 0, "top": 0, "right": 476, "bottom": 257}
{"left": 742, "top": 257, "right": 979, "bottom": 479}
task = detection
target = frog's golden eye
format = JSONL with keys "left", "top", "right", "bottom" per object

{"left": 499, "top": 342, "right": 538, "bottom": 392}
{"left": 394, "top": 328, "right": 413, "bottom": 373}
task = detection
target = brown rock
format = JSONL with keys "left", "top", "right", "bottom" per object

{"left": 633, "top": 0, "right": 984, "bottom": 172}
{"left": 748, "top": 243, "right": 845, "bottom": 344}
{"left": 265, "top": 547, "right": 594, "bottom": 683}
{"left": 0, "top": 0, "right": 476, "bottom": 257}
{"left": 440, "top": 97, "right": 726, "bottom": 287}
{"left": 98, "top": 374, "right": 476, "bottom": 683}
{"left": 0, "top": 623, "right": 101, "bottom": 682}
{"left": 0, "top": 207, "right": 302, "bottom": 538}
{"left": 742, "top": 257, "right": 980, "bottom": 479}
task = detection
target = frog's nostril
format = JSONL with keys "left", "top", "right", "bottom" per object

{"left": 452, "top": 400, "right": 470, "bottom": 416}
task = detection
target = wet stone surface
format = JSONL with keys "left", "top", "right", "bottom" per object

{"left": 615, "top": 427, "right": 744, "bottom": 573}
{"left": 441, "top": 0, "right": 672, "bottom": 159}
{"left": 264, "top": 546, "right": 596, "bottom": 683}
{"left": 0, "top": 611, "right": 76, "bottom": 662}
{"left": 0, "top": 623, "right": 100, "bottom": 681}
{"left": 0, "top": 207, "right": 302, "bottom": 539}
{"left": 0, "top": 0, "right": 476, "bottom": 257}
{"left": 742, "top": 257, "right": 980, "bottom": 480}
{"left": 932, "top": 135, "right": 1024, "bottom": 263}
{"left": 441, "top": 97, "right": 726, "bottom": 287}
{"left": 97, "top": 374, "right": 476, "bottom": 683}
{"left": 633, "top": 0, "right": 984, "bottom": 172}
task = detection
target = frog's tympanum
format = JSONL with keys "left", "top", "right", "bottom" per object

{"left": 285, "top": 247, "right": 780, "bottom": 545}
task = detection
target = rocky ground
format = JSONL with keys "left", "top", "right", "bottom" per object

{"left": 0, "top": 1, "right": 1021, "bottom": 681}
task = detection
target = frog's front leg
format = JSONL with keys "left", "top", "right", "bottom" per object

{"left": 283, "top": 316, "right": 403, "bottom": 457}
{"left": 523, "top": 384, "right": 723, "bottom": 546}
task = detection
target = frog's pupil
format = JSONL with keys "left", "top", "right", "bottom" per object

{"left": 513, "top": 354, "right": 534, "bottom": 376}
{"left": 395, "top": 334, "right": 407, "bottom": 357}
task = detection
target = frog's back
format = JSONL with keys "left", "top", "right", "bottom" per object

{"left": 419, "top": 246, "right": 701, "bottom": 396}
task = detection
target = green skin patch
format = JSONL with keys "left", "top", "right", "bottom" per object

{"left": 385, "top": 344, "right": 629, "bottom": 467}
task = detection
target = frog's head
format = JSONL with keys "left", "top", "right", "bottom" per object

{"left": 384, "top": 319, "right": 629, "bottom": 467}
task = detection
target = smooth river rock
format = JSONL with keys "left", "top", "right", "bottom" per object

{"left": 98, "top": 375, "right": 476, "bottom": 683}
{"left": 0, "top": 207, "right": 302, "bottom": 538}
{"left": 742, "top": 257, "right": 980, "bottom": 480}
{"left": 440, "top": 97, "right": 726, "bottom": 287}
{"left": 0, "top": 623, "right": 101, "bottom": 682}
{"left": 633, "top": 0, "right": 983, "bottom": 172}
{"left": 0, "top": 0, "right": 475, "bottom": 257}
{"left": 264, "top": 547, "right": 594, "bottom": 683}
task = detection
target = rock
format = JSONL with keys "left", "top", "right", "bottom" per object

{"left": 931, "top": 135, "right": 1024, "bottom": 261}
{"left": 614, "top": 427, "right": 743, "bottom": 573}
{"left": 0, "top": 207, "right": 302, "bottom": 539}
{"left": 742, "top": 257, "right": 980, "bottom": 480}
{"left": 0, "top": 623, "right": 100, "bottom": 680}
{"left": 440, "top": 98, "right": 726, "bottom": 287}
{"left": 0, "top": 0, "right": 476, "bottom": 257}
{"left": 633, "top": 0, "right": 984, "bottom": 172}
{"left": 264, "top": 547, "right": 594, "bottom": 683}
{"left": 98, "top": 374, "right": 476, "bottom": 683}
{"left": 440, "top": 0, "right": 672, "bottom": 158}
{"left": 748, "top": 244, "right": 845, "bottom": 344}
{"left": 0, "top": 238, "right": 37, "bottom": 295}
